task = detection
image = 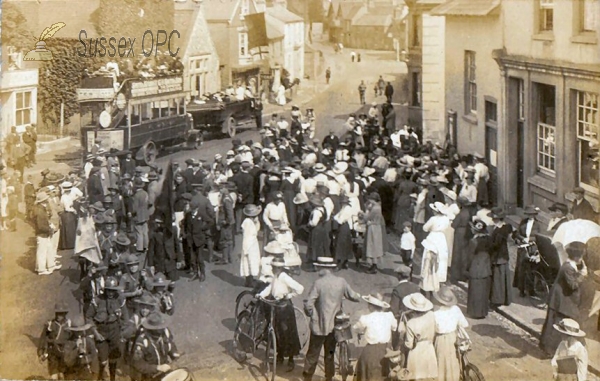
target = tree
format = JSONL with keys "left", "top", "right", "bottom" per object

{"left": 3, "top": 3, "right": 35, "bottom": 51}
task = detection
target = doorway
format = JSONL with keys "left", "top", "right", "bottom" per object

{"left": 508, "top": 77, "right": 526, "bottom": 207}
{"left": 485, "top": 99, "right": 498, "bottom": 206}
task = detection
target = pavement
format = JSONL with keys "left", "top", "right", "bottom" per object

{"left": 1, "top": 38, "right": 596, "bottom": 380}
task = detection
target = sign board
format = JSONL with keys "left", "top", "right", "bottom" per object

{"left": 129, "top": 76, "right": 183, "bottom": 98}
{"left": 86, "top": 131, "right": 95, "bottom": 152}
{"left": 97, "top": 130, "right": 124, "bottom": 151}
{"left": 77, "top": 88, "right": 116, "bottom": 101}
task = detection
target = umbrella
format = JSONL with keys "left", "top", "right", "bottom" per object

{"left": 552, "top": 219, "right": 600, "bottom": 247}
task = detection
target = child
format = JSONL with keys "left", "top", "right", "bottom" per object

{"left": 400, "top": 221, "right": 416, "bottom": 280}
{"left": 38, "top": 302, "right": 72, "bottom": 380}
{"left": 551, "top": 319, "right": 588, "bottom": 381}
{"left": 149, "top": 272, "right": 175, "bottom": 316}
{"left": 240, "top": 204, "right": 262, "bottom": 287}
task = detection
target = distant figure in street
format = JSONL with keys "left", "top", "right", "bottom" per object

{"left": 325, "top": 67, "right": 331, "bottom": 84}
{"left": 357, "top": 53, "right": 361, "bottom": 62}
{"left": 351, "top": 51, "right": 356, "bottom": 62}
{"left": 385, "top": 82, "right": 394, "bottom": 103}
{"left": 377, "top": 76, "right": 386, "bottom": 96}
{"left": 358, "top": 80, "right": 367, "bottom": 105}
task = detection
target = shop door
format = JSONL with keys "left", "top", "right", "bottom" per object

{"left": 485, "top": 126, "right": 498, "bottom": 206}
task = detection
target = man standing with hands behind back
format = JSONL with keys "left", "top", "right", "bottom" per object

{"left": 303, "top": 257, "right": 362, "bottom": 381}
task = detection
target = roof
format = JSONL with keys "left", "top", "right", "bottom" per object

{"left": 266, "top": 5, "right": 304, "bottom": 23}
{"left": 353, "top": 13, "right": 392, "bottom": 27}
{"left": 265, "top": 13, "right": 286, "bottom": 39}
{"left": 337, "top": 2, "right": 365, "bottom": 20}
{"left": 431, "top": 0, "right": 500, "bottom": 16}
{"left": 203, "top": 0, "right": 240, "bottom": 22}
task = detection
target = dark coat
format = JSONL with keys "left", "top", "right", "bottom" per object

{"left": 323, "top": 135, "right": 340, "bottom": 151}
{"left": 466, "top": 235, "right": 492, "bottom": 279}
{"left": 87, "top": 173, "right": 105, "bottom": 204}
{"left": 148, "top": 230, "right": 181, "bottom": 275}
{"left": 34, "top": 203, "right": 52, "bottom": 237}
{"left": 513, "top": 218, "right": 540, "bottom": 244}
{"left": 131, "top": 189, "right": 149, "bottom": 223}
{"left": 389, "top": 281, "right": 420, "bottom": 318}
{"left": 231, "top": 171, "right": 255, "bottom": 205}
{"left": 120, "top": 158, "right": 136, "bottom": 177}
{"left": 547, "top": 262, "right": 584, "bottom": 319}
{"left": 571, "top": 198, "right": 597, "bottom": 221}
{"left": 424, "top": 187, "right": 445, "bottom": 220}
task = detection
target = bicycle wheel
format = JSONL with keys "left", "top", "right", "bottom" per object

{"left": 235, "top": 290, "right": 255, "bottom": 320}
{"left": 264, "top": 328, "right": 277, "bottom": 381}
{"left": 528, "top": 271, "right": 549, "bottom": 309}
{"left": 293, "top": 306, "right": 310, "bottom": 351}
{"left": 338, "top": 341, "right": 351, "bottom": 381}
{"left": 232, "top": 310, "right": 254, "bottom": 362}
{"left": 463, "top": 363, "right": 485, "bottom": 381}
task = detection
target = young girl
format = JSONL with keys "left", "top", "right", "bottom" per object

{"left": 551, "top": 319, "right": 588, "bottom": 381}
{"left": 240, "top": 204, "right": 262, "bottom": 287}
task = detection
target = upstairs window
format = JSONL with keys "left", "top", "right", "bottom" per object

{"left": 582, "top": 0, "right": 599, "bottom": 32}
{"left": 539, "top": 0, "right": 554, "bottom": 32}
{"left": 465, "top": 51, "right": 477, "bottom": 114}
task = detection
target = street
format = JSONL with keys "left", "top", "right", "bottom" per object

{"left": 0, "top": 45, "right": 566, "bottom": 381}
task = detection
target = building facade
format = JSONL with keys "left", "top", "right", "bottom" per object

{"left": 1, "top": 59, "right": 39, "bottom": 139}
{"left": 433, "top": 0, "right": 600, "bottom": 214}
{"left": 266, "top": 6, "right": 305, "bottom": 80}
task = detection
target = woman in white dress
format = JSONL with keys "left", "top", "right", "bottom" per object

{"left": 240, "top": 204, "right": 262, "bottom": 287}
{"left": 420, "top": 202, "right": 450, "bottom": 295}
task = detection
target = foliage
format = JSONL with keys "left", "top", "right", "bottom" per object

{"left": 2, "top": 3, "right": 35, "bottom": 50}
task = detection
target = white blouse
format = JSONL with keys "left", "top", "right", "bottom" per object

{"left": 259, "top": 272, "right": 304, "bottom": 300}
{"left": 433, "top": 305, "right": 468, "bottom": 335}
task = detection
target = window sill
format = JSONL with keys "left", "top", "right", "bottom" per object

{"left": 532, "top": 33, "right": 554, "bottom": 42}
{"left": 527, "top": 174, "right": 557, "bottom": 194}
{"left": 571, "top": 34, "right": 598, "bottom": 45}
{"left": 462, "top": 114, "right": 477, "bottom": 125}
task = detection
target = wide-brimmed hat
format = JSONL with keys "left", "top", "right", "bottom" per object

{"left": 243, "top": 204, "right": 262, "bottom": 217}
{"left": 93, "top": 213, "right": 106, "bottom": 225}
{"left": 362, "top": 293, "right": 390, "bottom": 309}
{"left": 115, "top": 232, "right": 131, "bottom": 246}
{"left": 314, "top": 257, "right": 337, "bottom": 267}
{"left": 523, "top": 205, "right": 539, "bottom": 216}
{"left": 135, "top": 293, "right": 158, "bottom": 307}
{"left": 309, "top": 195, "right": 324, "bottom": 207}
{"left": 430, "top": 202, "right": 447, "bottom": 214}
{"left": 433, "top": 286, "right": 458, "bottom": 306}
{"left": 314, "top": 163, "right": 327, "bottom": 172}
{"left": 548, "top": 202, "right": 568, "bottom": 215}
{"left": 60, "top": 181, "right": 73, "bottom": 190}
{"left": 362, "top": 167, "right": 376, "bottom": 177}
{"left": 395, "top": 264, "right": 412, "bottom": 277}
{"left": 68, "top": 316, "right": 92, "bottom": 331}
{"left": 54, "top": 302, "right": 70, "bottom": 313}
{"left": 90, "top": 201, "right": 105, "bottom": 212}
{"left": 469, "top": 220, "right": 487, "bottom": 233}
{"left": 487, "top": 207, "right": 505, "bottom": 220}
{"left": 124, "top": 254, "right": 139, "bottom": 265}
{"left": 373, "top": 148, "right": 385, "bottom": 156}
{"left": 440, "top": 188, "right": 457, "bottom": 201}
{"left": 264, "top": 241, "right": 285, "bottom": 255}
{"left": 553, "top": 318, "right": 585, "bottom": 337}
{"left": 293, "top": 193, "right": 309, "bottom": 205}
{"left": 141, "top": 312, "right": 172, "bottom": 330}
{"left": 403, "top": 293, "right": 433, "bottom": 312}
{"left": 332, "top": 162, "right": 348, "bottom": 175}
{"left": 271, "top": 257, "right": 286, "bottom": 268}
{"left": 133, "top": 178, "right": 145, "bottom": 188}
{"left": 104, "top": 276, "right": 122, "bottom": 290}
{"left": 35, "top": 192, "right": 50, "bottom": 204}
{"left": 150, "top": 272, "right": 171, "bottom": 287}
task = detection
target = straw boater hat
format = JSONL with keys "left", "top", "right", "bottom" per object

{"left": 142, "top": 312, "right": 172, "bottom": 330}
{"left": 264, "top": 241, "right": 285, "bottom": 255}
{"left": 403, "top": 293, "right": 433, "bottom": 312}
{"left": 362, "top": 293, "right": 390, "bottom": 309}
{"left": 332, "top": 162, "right": 348, "bottom": 175}
{"left": 314, "top": 163, "right": 327, "bottom": 173}
{"left": 433, "top": 286, "right": 458, "bottom": 306}
{"left": 314, "top": 257, "right": 337, "bottom": 267}
{"left": 293, "top": 193, "right": 309, "bottom": 205}
{"left": 60, "top": 181, "right": 73, "bottom": 190}
{"left": 553, "top": 318, "right": 585, "bottom": 337}
{"left": 243, "top": 204, "right": 262, "bottom": 217}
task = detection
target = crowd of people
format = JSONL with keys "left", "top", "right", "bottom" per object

{"left": 2, "top": 92, "right": 599, "bottom": 381}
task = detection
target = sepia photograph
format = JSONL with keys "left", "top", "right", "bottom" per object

{"left": 0, "top": 0, "right": 599, "bottom": 380}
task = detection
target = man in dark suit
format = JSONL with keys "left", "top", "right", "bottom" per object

{"left": 539, "top": 242, "right": 587, "bottom": 354}
{"left": 231, "top": 162, "right": 255, "bottom": 233}
{"left": 131, "top": 178, "right": 149, "bottom": 253}
{"left": 185, "top": 160, "right": 205, "bottom": 193}
{"left": 185, "top": 192, "right": 215, "bottom": 282}
{"left": 148, "top": 216, "right": 182, "bottom": 281}
{"left": 389, "top": 265, "right": 419, "bottom": 349}
{"left": 570, "top": 187, "right": 597, "bottom": 221}
{"left": 322, "top": 130, "right": 339, "bottom": 152}
{"left": 512, "top": 205, "right": 541, "bottom": 297}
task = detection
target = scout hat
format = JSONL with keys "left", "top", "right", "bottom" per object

{"left": 553, "top": 318, "right": 585, "bottom": 337}
{"left": 104, "top": 276, "right": 122, "bottom": 290}
{"left": 124, "top": 254, "right": 139, "bottom": 265}
{"left": 403, "top": 293, "right": 433, "bottom": 312}
{"left": 54, "top": 302, "right": 70, "bottom": 314}
{"left": 243, "top": 204, "right": 262, "bottom": 217}
{"left": 35, "top": 192, "right": 50, "bottom": 204}
{"left": 68, "top": 316, "right": 92, "bottom": 332}
{"left": 135, "top": 293, "right": 158, "bottom": 307}
{"left": 115, "top": 232, "right": 131, "bottom": 246}
{"left": 264, "top": 241, "right": 285, "bottom": 255}
{"left": 93, "top": 213, "right": 106, "bottom": 225}
{"left": 433, "top": 286, "right": 458, "bottom": 306}
{"left": 362, "top": 293, "right": 390, "bottom": 309}
{"left": 142, "top": 312, "right": 172, "bottom": 330}
{"left": 314, "top": 257, "right": 337, "bottom": 267}
{"left": 150, "top": 272, "right": 171, "bottom": 287}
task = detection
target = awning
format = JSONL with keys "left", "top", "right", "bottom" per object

{"left": 431, "top": 0, "right": 500, "bottom": 16}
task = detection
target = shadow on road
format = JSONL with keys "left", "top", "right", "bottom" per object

{"left": 16, "top": 236, "right": 37, "bottom": 274}
{"left": 212, "top": 269, "right": 246, "bottom": 288}
{"left": 222, "top": 317, "right": 237, "bottom": 332}
{"left": 471, "top": 323, "right": 547, "bottom": 361}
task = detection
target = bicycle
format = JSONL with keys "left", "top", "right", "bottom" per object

{"left": 334, "top": 310, "right": 352, "bottom": 381}
{"left": 457, "top": 340, "right": 485, "bottom": 381}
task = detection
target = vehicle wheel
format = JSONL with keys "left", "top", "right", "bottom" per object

{"left": 235, "top": 291, "right": 255, "bottom": 321}
{"left": 463, "top": 363, "right": 485, "bottom": 381}
{"left": 226, "top": 116, "right": 237, "bottom": 138}
{"left": 528, "top": 271, "right": 549, "bottom": 309}
{"left": 139, "top": 141, "right": 158, "bottom": 166}
{"left": 338, "top": 341, "right": 351, "bottom": 381}
{"left": 232, "top": 310, "right": 254, "bottom": 362}
{"left": 293, "top": 306, "right": 310, "bottom": 351}
{"left": 264, "top": 328, "right": 277, "bottom": 381}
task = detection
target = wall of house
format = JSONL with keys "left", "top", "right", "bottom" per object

{"left": 421, "top": 13, "right": 445, "bottom": 143}
{"left": 282, "top": 21, "right": 304, "bottom": 79}
{"left": 444, "top": 15, "right": 502, "bottom": 156}
{"left": 347, "top": 26, "right": 394, "bottom": 50}
{"left": 207, "top": 22, "right": 232, "bottom": 86}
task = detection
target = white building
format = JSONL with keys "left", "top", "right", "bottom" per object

{"left": 266, "top": 5, "right": 305, "bottom": 80}
{"left": 1, "top": 51, "right": 38, "bottom": 139}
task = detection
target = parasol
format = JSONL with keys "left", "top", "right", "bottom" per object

{"left": 551, "top": 219, "right": 600, "bottom": 247}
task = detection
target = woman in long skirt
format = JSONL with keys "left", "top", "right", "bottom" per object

{"left": 360, "top": 193, "right": 386, "bottom": 274}
{"left": 333, "top": 196, "right": 354, "bottom": 269}
{"left": 306, "top": 196, "right": 330, "bottom": 269}
{"left": 58, "top": 182, "right": 83, "bottom": 250}
{"left": 433, "top": 287, "right": 469, "bottom": 381}
{"left": 466, "top": 220, "right": 492, "bottom": 319}
{"left": 402, "top": 293, "right": 438, "bottom": 380}
{"left": 450, "top": 197, "right": 471, "bottom": 283}
{"left": 488, "top": 207, "right": 513, "bottom": 306}
{"left": 393, "top": 172, "right": 418, "bottom": 234}
{"left": 423, "top": 203, "right": 450, "bottom": 283}
{"left": 240, "top": 205, "right": 262, "bottom": 287}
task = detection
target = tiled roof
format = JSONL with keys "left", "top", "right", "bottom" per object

{"left": 338, "top": 2, "right": 364, "bottom": 19}
{"left": 431, "top": 0, "right": 500, "bottom": 16}
{"left": 203, "top": 0, "right": 240, "bottom": 21}
{"left": 353, "top": 13, "right": 392, "bottom": 26}
{"left": 267, "top": 5, "right": 304, "bottom": 23}
{"left": 265, "top": 13, "right": 286, "bottom": 39}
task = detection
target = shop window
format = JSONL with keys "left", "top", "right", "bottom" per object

{"left": 485, "top": 100, "right": 497, "bottom": 124}
{"left": 16, "top": 91, "right": 32, "bottom": 127}
{"left": 189, "top": 55, "right": 210, "bottom": 97}
{"left": 539, "top": 0, "right": 554, "bottom": 32}
{"left": 576, "top": 91, "right": 599, "bottom": 190}
{"left": 536, "top": 83, "right": 556, "bottom": 175}
{"left": 464, "top": 51, "right": 477, "bottom": 114}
